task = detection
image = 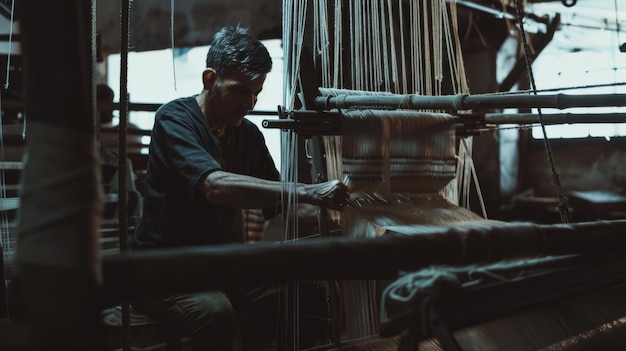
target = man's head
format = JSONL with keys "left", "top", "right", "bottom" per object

{"left": 205, "top": 25, "right": 272, "bottom": 79}
{"left": 201, "top": 25, "right": 272, "bottom": 128}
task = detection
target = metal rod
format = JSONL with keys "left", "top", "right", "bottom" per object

{"left": 263, "top": 111, "right": 626, "bottom": 135}
{"left": 119, "top": 0, "right": 132, "bottom": 349}
{"left": 262, "top": 119, "right": 341, "bottom": 136}
{"left": 482, "top": 112, "right": 626, "bottom": 124}
{"left": 263, "top": 113, "right": 626, "bottom": 141}
{"left": 316, "top": 93, "right": 626, "bottom": 111}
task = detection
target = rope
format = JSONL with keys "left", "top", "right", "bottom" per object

{"left": 119, "top": 0, "right": 132, "bottom": 349}
{"left": 496, "top": 81, "right": 626, "bottom": 95}
{"left": 281, "top": 0, "right": 307, "bottom": 232}
{"left": 398, "top": 0, "right": 408, "bottom": 93}
{"left": 514, "top": 0, "right": 572, "bottom": 224}
{"left": 0, "top": 0, "right": 15, "bottom": 291}
{"left": 170, "top": 0, "right": 177, "bottom": 91}
{"left": 282, "top": 2, "right": 309, "bottom": 348}
{"left": 3, "top": 0, "right": 14, "bottom": 90}
{"left": 0, "top": 90, "right": 7, "bottom": 255}
{"left": 292, "top": 0, "right": 477, "bottom": 341}
{"left": 615, "top": 0, "right": 622, "bottom": 45}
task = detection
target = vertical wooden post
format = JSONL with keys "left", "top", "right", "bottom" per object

{"left": 15, "top": 1, "right": 104, "bottom": 350}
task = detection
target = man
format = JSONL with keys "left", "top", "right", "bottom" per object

{"left": 132, "top": 25, "right": 350, "bottom": 350}
{"left": 96, "top": 83, "right": 142, "bottom": 224}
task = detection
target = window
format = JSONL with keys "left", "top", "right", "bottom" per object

{"left": 529, "top": 4, "right": 626, "bottom": 139}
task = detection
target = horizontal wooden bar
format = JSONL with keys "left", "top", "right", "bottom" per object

{"left": 101, "top": 219, "right": 626, "bottom": 306}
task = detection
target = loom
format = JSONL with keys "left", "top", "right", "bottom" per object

{"left": 261, "top": 85, "right": 626, "bottom": 349}
{"left": 4, "top": 0, "right": 626, "bottom": 350}
{"left": 262, "top": 89, "right": 626, "bottom": 349}
{"left": 261, "top": 0, "right": 626, "bottom": 349}
{"left": 261, "top": 34, "right": 626, "bottom": 350}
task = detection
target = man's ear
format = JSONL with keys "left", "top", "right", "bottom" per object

{"left": 202, "top": 68, "right": 217, "bottom": 91}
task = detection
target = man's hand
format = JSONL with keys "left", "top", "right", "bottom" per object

{"left": 304, "top": 180, "right": 351, "bottom": 211}
{"left": 200, "top": 170, "right": 351, "bottom": 211}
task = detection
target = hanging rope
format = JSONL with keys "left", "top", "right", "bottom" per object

{"left": 514, "top": 0, "right": 572, "bottom": 224}
{"left": 119, "top": 0, "right": 132, "bottom": 349}
{"left": 614, "top": 0, "right": 623, "bottom": 53}
{"left": 281, "top": 2, "right": 310, "bottom": 348}
{"left": 3, "top": 0, "right": 15, "bottom": 90}
{"left": 0, "top": 0, "right": 16, "bottom": 299}
{"left": 281, "top": 0, "right": 308, "bottom": 241}
{"left": 170, "top": 0, "right": 177, "bottom": 91}
{"left": 318, "top": 0, "right": 477, "bottom": 341}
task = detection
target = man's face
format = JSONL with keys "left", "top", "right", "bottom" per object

{"left": 208, "top": 68, "right": 266, "bottom": 127}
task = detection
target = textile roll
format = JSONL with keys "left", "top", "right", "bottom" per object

{"left": 342, "top": 109, "right": 457, "bottom": 194}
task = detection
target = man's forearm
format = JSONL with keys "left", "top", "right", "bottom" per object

{"left": 198, "top": 170, "right": 292, "bottom": 208}
{"left": 197, "top": 170, "right": 350, "bottom": 211}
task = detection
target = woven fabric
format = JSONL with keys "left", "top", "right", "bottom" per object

{"left": 342, "top": 110, "right": 457, "bottom": 194}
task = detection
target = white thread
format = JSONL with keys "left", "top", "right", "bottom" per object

{"left": 0, "top": 0, "right": 16, "bottom": 273}
{"left": 170, "top": 0, "right": 177, "bottom": 91}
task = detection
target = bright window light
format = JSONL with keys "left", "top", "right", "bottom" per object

{"left": 530, "top": 25, "right": 626, "bottom": 139}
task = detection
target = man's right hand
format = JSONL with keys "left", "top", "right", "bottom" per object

{"left": 303, "top": 180, "right": 351, "bottom": 211}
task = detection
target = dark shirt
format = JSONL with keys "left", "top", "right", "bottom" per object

{"left": 133, "top": 95, "right": 280, "bottom": 249}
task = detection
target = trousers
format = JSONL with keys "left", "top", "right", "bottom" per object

{"left": 132, "top": 291, "right": 236, "bottom": 350}
{"left": 132, "top": 286, "right": 280, "bottom": 351}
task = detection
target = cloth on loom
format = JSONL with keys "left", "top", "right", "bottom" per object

{"left": 343, "top": 192, "right": 491, "bottom": 238}
{"left": 342, "top": 110, "right": 457, "bottom": 194}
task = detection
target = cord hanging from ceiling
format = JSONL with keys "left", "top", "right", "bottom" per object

{"left": 515, "top": 0, "right": 572, "bottom": 224}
